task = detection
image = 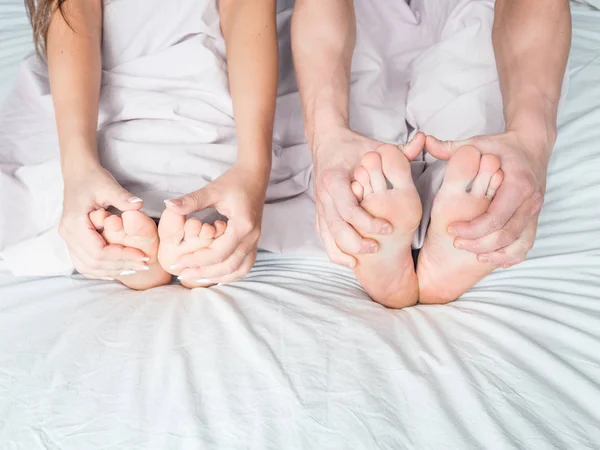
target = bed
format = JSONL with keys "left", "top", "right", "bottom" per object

{"left": 1, "top": 1, "right": 600, "bottom": 449}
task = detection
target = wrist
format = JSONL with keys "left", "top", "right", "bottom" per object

{"left": 504, "top": 93, "right": 558, "bottom": 154}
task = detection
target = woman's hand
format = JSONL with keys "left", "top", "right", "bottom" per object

{"left": 59, "top": 163, "right": 150, "bottom": 279}
{"left": 163, "top": 163, "right": 269, "bottom": 284}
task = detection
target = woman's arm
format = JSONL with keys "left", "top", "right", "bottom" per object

{"left": 47, "top": 0, "right": 103, "bottom": 175}
{"left": 219, "top": 0, "right": 278, "bottom": 181}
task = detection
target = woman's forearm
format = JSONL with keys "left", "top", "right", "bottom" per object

{"left": 47, "top": 0, "right": 103, "bottom": 175}
{"left": 219, "top": 0, "right": 278, "bottom": 180}
{"left": 493, "top": 0, "right": 571, "bottom": 152}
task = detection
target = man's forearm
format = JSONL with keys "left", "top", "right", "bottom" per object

{"left": 292, "top": 0, "right": 355, "bottom": 149}
{"left": 493, "top": 0, "right": 571, "bottom": 153}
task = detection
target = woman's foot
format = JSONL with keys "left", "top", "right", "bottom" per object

{"left": 417, "top": 145, "right": 504, "bottom": 304}
{"left": 157, "top": 208, "right": 226, "bottom": 289}
{"left": 89, "top": 210, "right": 172, "bottom": 290}
{"left": 350, "top": 144, "right": 422, "bottom": 308}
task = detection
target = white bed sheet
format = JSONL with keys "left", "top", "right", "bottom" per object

{"left": 1, "top": 3, "right": 600, "bottom": 450}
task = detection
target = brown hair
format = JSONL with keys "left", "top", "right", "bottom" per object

{"left": 25, "top": 0, "right": 70, "bottom": 56}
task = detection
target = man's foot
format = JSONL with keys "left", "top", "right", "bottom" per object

{"left": 157, "top": 208, "right": 226, "bottom": 289}
{"left": 89, "top": 210, "right": 172, "bottom": 290}
{"left": 350, "top": 144, "right": 422, "bottom": 308}
{"left": 417, "top": 145, "right": 504, "bottom": 304}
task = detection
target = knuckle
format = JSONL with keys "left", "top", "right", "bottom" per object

{"left": 321, "top": 170, "right": 338, "bottom": 190}
{"left": 238, "top": 218, "right": 255, "bottom": 235}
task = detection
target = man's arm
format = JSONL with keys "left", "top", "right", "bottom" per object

{"left": 494, "top": 0, "right": 571, "bottom": 154}
{"left": 432, "top": 0, "right": 572, "bottom": 267}
{"left": 291, "top": 0, "right": 354, "bottom": 148}
{"left": 292, "top": 0, "right": 391, "bottom": 267}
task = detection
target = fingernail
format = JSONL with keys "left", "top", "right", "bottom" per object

{"left": 196, "top": 279, "right": 212, "bottom": 284}
{"left": 479, "top": 256, "right": 491, "bottom": 263}
{"left": 170, "top": 264, "right": 184, "bottom": 270}
{"left": 139, "top": 257, "right": 150, "bottom": 262}
{"left": 381, "top": 225, "right": 393, "bottom": 235}
{"left": 100, "top": 277, "right": 115, "bottom": 281}
{"left": 164, "top": 198, "right": 183, "bottom": 207}
{"left": 120, "top": 270, "right": 137, "bottom": 276}
{"left": 135, "top": 266, "right": 150, "bottom": 271}
{"left": 128, "top": 197, "right": 143, "bottom": 203}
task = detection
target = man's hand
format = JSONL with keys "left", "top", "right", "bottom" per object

{"left": 426, "top": 132, "right": 551, "bottom": 268}
{"left": 313, "top": 129, "right": 425, "bottom": 268}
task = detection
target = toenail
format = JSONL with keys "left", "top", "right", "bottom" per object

{"left": 120, "top": 270, "right": 137, "bottom": 276}
{"left": 454, "top": 240, "right": 464, "bottom": 249}
{"left": 135, "top": 266, "right": 150, "bottom": 271}
{"left": 164, "top": 198, "right": 183, "bottom": 207}
{"left": 138, "top": 257, "right": 150, "bottom": 262}
{"left": 100, "top": 277, "right": 115, "bottom": 281}
{"left": 366, "top": 245, "right": 378, "bottom": 254}
{"left": 447, "top": 226, "right": 457, "bottom": 236}
{"left": 170, "top": 264, "right": 184, "bottom": 270}
{"left": 196, "top": 279, "right": 212, "bottom": 284}
{"left": 128, "top": 197, "right": 143, "bottom": 204}
{"left": 479, "top": 256, "right": 491, "bottom": 263}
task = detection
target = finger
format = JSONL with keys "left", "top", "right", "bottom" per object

{"left": 178, "top": 246, "right": 255, "bottom": 282}
{"left": 324, "top": 174, "right": 391, "bottom": 236}
{"left": 174, "top": 219, "right": 252, "bottom": 267}
{"left": 164, "top": 187, "right": 216, "bottom": 215}
{"left": 211, "top": 249, "right": 256, "bottom": 284}
{"left": 97, "top": 183, "right": 143, "bottom": 212}
{"left": 316, "top": 204, "right": 357, "bottom": 268}
{"left": 453, "top": 198, "right": 541, "bottom": 254}
{"left": 321, "top": 193, "right": 379, "bottom": 255}
{"left": 476, "top": 220, "right": 538, "bottom": 266}
{"left": 424, "top": 135, "right": 472, "bottom": 161}
{"left": 449, "top": 183, "right": 528, "bottom": 239}
{"left": 398, "top": 131, "right": 426, "bottom": 161}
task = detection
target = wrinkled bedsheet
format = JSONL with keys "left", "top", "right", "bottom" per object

{"left": 1, "top": 2, "right": 600, "bottom": 449}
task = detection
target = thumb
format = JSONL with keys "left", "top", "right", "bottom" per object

{"left": 425, "top": 135, "right": 472, "bottom": 161}
{"left": 164, "top": 188, "right": 214, "bottom": 215}
{"left": 399, "top": 131, "right": 426, "bottom": 161}
{"left": 99, "top": 182, "right": 143, "bottom": 211}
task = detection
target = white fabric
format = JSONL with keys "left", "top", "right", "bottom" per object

{"left": 0, "top": 0, "right": 31, "bottom": 105}
{"left": 0, "top": 0, "right": 512, "bottom": 273}
{"left": 0, "top": 3, "right": 600, "bottom": 449}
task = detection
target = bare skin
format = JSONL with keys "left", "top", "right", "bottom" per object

{"left": 417, "top": 146, "right": 504, "bottom": 304}
{"left": 157, "top": 208, "right": 227, "bottom": 289}
{"left": 351, "top": 145, "right": 504, "bottom": 306}
{"left": 89, "top": 210, "right": 171, "bottom": 290}
{"left": 349, "top": 145, "right": 422, "bottom": 308}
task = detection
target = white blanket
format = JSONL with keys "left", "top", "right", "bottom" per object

{"left": 0, "top": 3, "right": 600, "bottom": 448}
{"left": 0, "top": 0, "right": 511, "bottom": 275}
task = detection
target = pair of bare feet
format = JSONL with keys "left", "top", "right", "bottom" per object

{"left": 350, "top": 141, "right": 504, "bottom": 308}
{"left": 88, "top": 208, "right": 227, "bottom": 290}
